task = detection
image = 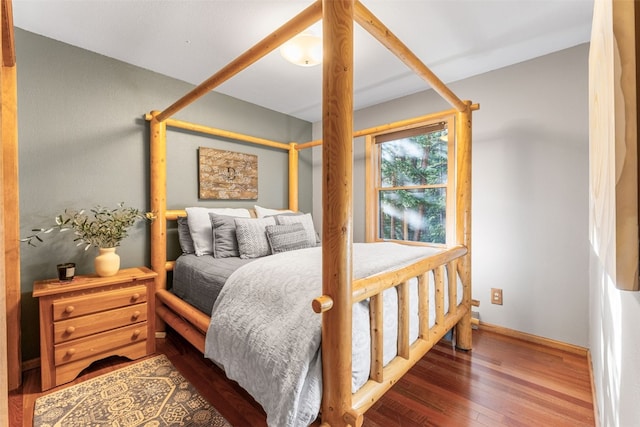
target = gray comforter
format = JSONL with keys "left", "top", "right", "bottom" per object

{"left": 204, "top": 242, "right": 449, "bottom": 427}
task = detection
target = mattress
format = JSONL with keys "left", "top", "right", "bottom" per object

{"left": 172, "top": 254, "right": 254, "bottom": 315}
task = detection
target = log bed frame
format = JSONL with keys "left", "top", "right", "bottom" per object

{"left": 146, "top": 1, "right": 477, "bottom": 426}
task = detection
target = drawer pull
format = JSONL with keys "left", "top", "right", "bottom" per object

{"left": 131, "top": 293, "right": 141, "bottom": 301}
{"left": 64, "top": 305, "right": 75, "bottom": 314}
{"left": 132, "top": 329, "right": 141, "bottom": 339}
{"left": 66, "top": 348, "right": 76, "bottom": 357}
{"left": 131, "top": 311, "right": 141, "bottom": 320}
{"left": 65, "top": 326, "right": 76, "bottom": 335}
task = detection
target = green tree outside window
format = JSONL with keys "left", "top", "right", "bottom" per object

{"left": 377, "top": 125, "right": 449, "bottom": 244}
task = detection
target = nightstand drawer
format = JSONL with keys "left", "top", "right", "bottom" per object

{"left": 54, "top": 302, "right": 147, "bottom": 343}
{"left": 52, "top": 284, "right": 147, "bottom": 321}
{"left": 54, "top": 322, "right": 147, "bottom": 366}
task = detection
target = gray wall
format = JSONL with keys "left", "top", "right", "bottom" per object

{"left": 312, "top": 44, "right": 589, "bottom": 347}
{"left": 16, "top": 28, "right": 313, "bottom": 360}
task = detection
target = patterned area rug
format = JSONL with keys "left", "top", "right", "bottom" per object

{"left": 33, "top": 354, "right": 231, "bottom": 427}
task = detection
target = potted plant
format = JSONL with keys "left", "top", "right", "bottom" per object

{"left": 22, "top": 202, "right": 154, "bottom": 277}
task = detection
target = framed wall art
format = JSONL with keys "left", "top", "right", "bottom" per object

{"left": 198, "top": 147, "right": 258, "bottom": 200}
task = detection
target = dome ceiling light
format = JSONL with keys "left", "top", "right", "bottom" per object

{"left": 280, "top": 32, "right": 322, "bottom": 67}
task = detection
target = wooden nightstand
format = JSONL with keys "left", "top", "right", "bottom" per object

{"left": 33, "top": 266, "right": 157, "bottom": 391}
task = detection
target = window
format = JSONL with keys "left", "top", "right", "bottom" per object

{"left": 366, "top": 116, "right": 455, "bottom": 246}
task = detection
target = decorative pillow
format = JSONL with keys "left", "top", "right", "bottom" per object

{"left": 254, "top": 205, "right": 294, "bottom": 218}
{"left": 265, "top": 223, "right": 314, "bottom": 254}
{"left": 185, "top": 207, "right": 251, "bottom": 256}
{"left": 209, "top": 213, "right": 242, "bottom": 258}
{"left": 234, "top": 217, "right": 277, "bottom": 259}
{"left": 177, "top": 216, "right": 195, "bottom": 254}
{"left": 275, "top": 213, "right": 319, "bottom": 246}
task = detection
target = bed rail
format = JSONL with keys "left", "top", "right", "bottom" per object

{"left": 156, "top": 289, "right": 209, "bottom": 352}
{"left": 312, "top": 245, "right": 468, "bottom": 425}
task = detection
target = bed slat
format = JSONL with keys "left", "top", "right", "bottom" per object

{"left": 434, "top": 266, "right": 445, "bottom": 337}
{"left": 397, "top": 281, "right": 410, "bottom": 360}
{"left": 418, "top": 272, "right": 430, "bottom": 342}
{"left": 369, "top": 294, "right": 384, "bottom": 383}
{"left": 447, "top": 260, "right": 458, "bottom": 317}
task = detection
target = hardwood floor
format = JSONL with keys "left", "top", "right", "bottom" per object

{"left": 11, "top": 328, "right": 595, "bottom": 426}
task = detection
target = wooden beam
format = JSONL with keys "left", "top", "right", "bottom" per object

{"left": 0, "top": 13, "right": 8, "bottom": 418}
{"left": 1, "top": 61, "right": 19, "bottom": 391}
{"left": 149, "top": 111, "right": 167, "bottom": 334}
{"left": 1, "top": 0, "right": 19, "bottom": 393}
{"left": 145, "top": 115, "right": 291, "bottom": 151}
{"left": 156, "top": 289, "right": 210, "bottom": 334}
{"left": 354, "top": 1, "right": 466, "bottom": 112}
{"left": 454, "top": 102, "right": 473, "bottom": 350}
{"left": 296, "top": 104, "right": 479, "bottom": 150}
{"left": 288, "top": 143, "right": 299, "bottom": 211}
{"left": 156, "top": 0, "right": 322, "bottom": 122}
{"left": 156, "top": 304, "right": 205, "bottom": 353}
{"left": 1, "top": 0, "right": 14, "bottom": 67}
{"left": 320, "top": 0, "right": 357, "bottom": 426}
{"left": 351, "top": 245, "right": 467, "bottom": 303}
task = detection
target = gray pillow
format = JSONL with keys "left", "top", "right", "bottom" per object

{"left": 209, "top": 213, "right": 241, "bottom": 258}
{"left": 266, "top": 223, "right": 314, "bottom": 254}
{"left": 185, "top": 207, "right": 251, "bottom": 256}
{"left": 275, "top": 213, "right": 320, "bottom": 246}
{"left": 234, "top": 217, "right": 276, "bottom": 259}
{"left": 177, "top": 216, "right": 195, "bottom": 254}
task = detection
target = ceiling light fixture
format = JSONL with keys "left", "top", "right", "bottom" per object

{"left": 280, "top": 32, "right": 322, "bottom": 67}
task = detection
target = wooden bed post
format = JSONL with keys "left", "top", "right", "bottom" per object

{"left": 454, "top": 102, "right": 473, "bottom": 350}
{"left": 321, "top": 0, "right": 360, "bottom": 426}
{"left": 149, "top": 110, "right": 167, "bottom": 333}
{"left": 1, "top": 0, "right": 21, "bottom": 392}
{"left": 288, "top": 142, "right": 299, "bottom": 212}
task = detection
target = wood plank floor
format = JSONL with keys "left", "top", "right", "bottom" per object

{"left": 10, "top": 328, "right": 595, "bottom": 426}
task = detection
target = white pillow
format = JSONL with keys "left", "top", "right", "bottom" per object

{"left": 234, "top": 217, "right": 277, "bottom": 259}
{"left": 275, "top": 213, "right": 319, "bottom": 246}
{"left": 185, "top": 207, "right": 251, "bottom": 256}
{"left": 254, "top": 205, "right": 293, "bottom": 218}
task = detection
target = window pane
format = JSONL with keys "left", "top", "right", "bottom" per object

{"left": 380, "top": 128, "right": 448, "bottom": 187}
{"left": 378, "top": 188, "right": 446, "bottom": 244}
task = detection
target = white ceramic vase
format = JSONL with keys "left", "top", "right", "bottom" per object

{"left": 94, "top": 247, "right": 120, "bottom": 277}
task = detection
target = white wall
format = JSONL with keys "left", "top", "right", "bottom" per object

{"left": 589, "top": 252, "right": 640, "bottom": 426}
{"left": 312, "top": 44, "right": 590, "bottom": 346}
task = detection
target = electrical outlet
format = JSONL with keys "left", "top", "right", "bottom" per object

{"left": 491, "top": 288, "right": 503, "bottom": 305}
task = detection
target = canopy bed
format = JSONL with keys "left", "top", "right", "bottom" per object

{"left": 146, "top": 1, "right": 477, "bottom": 426}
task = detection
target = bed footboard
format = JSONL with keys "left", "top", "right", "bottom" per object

{"left": 312, "top": 245, "right": 470, "bottom": 426}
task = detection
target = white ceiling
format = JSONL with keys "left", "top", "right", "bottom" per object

{"left": 13, "top": 0, "right": 594, "bottom": 123}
